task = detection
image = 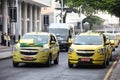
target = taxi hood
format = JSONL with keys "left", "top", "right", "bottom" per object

{"left": 71, "top": 44, "right": 103, "bottom": 50}
{"left": 19, "top": 39, "right": 44, "bottom": 47}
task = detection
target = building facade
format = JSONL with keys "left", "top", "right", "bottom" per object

{"left": 0, "top": 0, "right": 51, "bottom": 36}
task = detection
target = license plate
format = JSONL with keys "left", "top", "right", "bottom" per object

{"left": 80, "top": 58, "right": 90, "bottom": 61}
{"left": 24, "top": 57, "right": 33, "bottom": 61}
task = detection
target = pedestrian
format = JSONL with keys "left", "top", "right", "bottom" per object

{"left": 1, "top": 32, "right": 4, "bottom": 45}
{"left": 3, "top": 33, "right": 7, "bottom": 46}
{"left": 13, "top": 35, "right": 15, "bottom": 44}
{"left": 6, "top": 34, "right": 11, "bottom": 46}
{"left": 18, "top": 35, "right": 21, "bottom": 41}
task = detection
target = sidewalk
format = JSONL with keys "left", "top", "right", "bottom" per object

{"left": 0, "top": 45, "right": 12, "bottom": 60}
{"left": 0, "top": 45, "right": 12, "bottom": 52}
{"left": 109, "top": 60, "right": 120, "bottom": 80}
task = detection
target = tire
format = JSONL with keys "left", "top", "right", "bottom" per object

{"left": 106, "top": 58, "right": 109, "bottom": 66}
{"left": 46, "top": 55, "right": 52, "bottom": 67}
{"left": 113, "top": 48, "right": 115, "bottom": 51}
{"left": 102, "top": 60, "right": 107, "bottom": 68}
{"left": 13, "top": 61, "right": 19, "bottom": 67}
{"left": 68, "top": 62, "right": 73, "bottom": 68}
{"left": 65, "top": 48, "right": 68, "bottom": 52}
{"left": 54, "top": 53, "right": 59, "bottom": 64}
{"left": 110, "top": 56, "right": 112, "bottom": 61}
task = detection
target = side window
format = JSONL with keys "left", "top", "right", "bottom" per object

{"left": 50, "top": 35, "right": 56, "bottom": 42}
{"left": 43, "top": 15, "right": 49, "bottom": 26}
{"left": 53, "top": 36, "right": 56, "bottom": 42}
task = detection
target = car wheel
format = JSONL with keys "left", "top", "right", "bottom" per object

{"left": 110, "top": 56, "right": 112, "bottom": 61}
{"left": 66, "top": 48, "right": 68, "bottom": 52}
{"left": 54, "top": 53, "right": 59, "bottom": 64}
{"left": 102, "top": 60, "right": 107, "bottom": 68}
{"left": 106, "top": 58, "right": 109, "bottom": 65}
{"left": 13, "top": 61, "right": 19, "bottom": 67}
{"left": 46, "top": 55, "right": 52, "bottom": 67}
{"left": 68, "top": 62, "right": 73, "bottom": 68}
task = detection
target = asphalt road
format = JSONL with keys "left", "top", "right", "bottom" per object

{"left": 0, "top": 46, "right": 119, "bottom": 80}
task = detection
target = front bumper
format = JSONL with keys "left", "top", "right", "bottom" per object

{"left": 68, "top": 58, "right": 104, "bottom": 65}
{"left": 13, "top": 51, "right": 49, "bottom": 64}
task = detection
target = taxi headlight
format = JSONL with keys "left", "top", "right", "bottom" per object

{"left": 98, "top": 48, "right": 105, "bottom": 53}
{"left": 41, "top": 48, "right": 49, "bottom": 52}
{"left": 69, "top": 48, "right": 74, "bottom": 53}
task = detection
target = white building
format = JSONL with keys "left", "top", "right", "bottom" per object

{"left": 0, "top": 0, "right": 51, "bottom": 36}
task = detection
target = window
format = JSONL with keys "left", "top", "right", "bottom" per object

{"left": 50, "top": 35, "right": 56, "bottom": 42}
{"left": 43, "top": 15, "right": 49, "bottom": 26}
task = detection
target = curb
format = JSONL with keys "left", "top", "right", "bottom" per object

{"left": 0, "top": 56, "right": 12, "bottom": 60}
{"left": 104, "top": 53, "right": 120, "bottom": 80}
{"left": 0, "top": 49, "right": 12, "bottom": 52}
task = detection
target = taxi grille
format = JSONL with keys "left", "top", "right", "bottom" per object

{"left": 20, "top": 49, "right": 38, "bottom": 55}
{"left": 77, "top": 53, "right": 94, "bottom": 57}
{"left": 20, "top": 51, "right": 38, "bottom": 55}
{"left": 76, "top": 50, "right": 95, "bottom": 57}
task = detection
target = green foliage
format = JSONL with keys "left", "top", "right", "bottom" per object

{"left": 82, "top": 16, "right": 105, "bottom": 29}
{"left": 70, "top": 0, "right": 120, "bottom": 17}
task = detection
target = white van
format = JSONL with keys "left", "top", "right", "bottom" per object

{"left": 49, "top": 23, "right": 75, "bottom": 51}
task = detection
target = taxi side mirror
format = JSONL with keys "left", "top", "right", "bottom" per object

{"left": 15, "top": 40, "right": 19, "bottom": 43}
{"left": 50, "top": 41, "right": 56, "bottom": 44}
{"left": 105, "top": 40, "right": 110, "bottom": 45}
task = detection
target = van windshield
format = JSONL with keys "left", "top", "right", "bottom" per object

{"left": 49, "top": 28, "right": 68, "bottom": 37}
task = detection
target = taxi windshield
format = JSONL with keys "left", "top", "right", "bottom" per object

{"left": 107, "top": 35, "right": 115, "bottom": 40}
{"left": 73, "top": 35, "right": 103, "bottom": 45}
{"left": 22, "top": 34, "right": 48, "bottom": 44}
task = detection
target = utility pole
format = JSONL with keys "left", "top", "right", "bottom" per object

{"left": 61, "top": 0, "right": 63, "bottom": 23}
{"left": 79, "top": 5, "right": 83, "bottom": 32}
{"left": 15, "top": 0, "right": 19, "bottom": 41}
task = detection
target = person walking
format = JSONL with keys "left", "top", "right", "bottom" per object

{"left": 3, "top": 33, "right": 7, "bottom": 46}
{"left": 6, "top": 34, "right": 11, "bottom": 46}
{"left": 1, "top": 32, "right": 4, "bottom": 45}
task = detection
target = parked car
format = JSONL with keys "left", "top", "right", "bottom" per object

{"left": 68, "top": 31, "right": 110, "bottom": 68}
{"left": 105, "top": 37, "right": 113, "bottom": 61}
{"left": 104, "top": 33, "right": 119, "bottom": 51}
{"left": 12, "top": 32, "right": 60, "bottom": 67}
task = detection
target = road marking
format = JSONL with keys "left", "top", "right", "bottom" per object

{"left": 103, "top": 54, "right": 120, "bottom": 80}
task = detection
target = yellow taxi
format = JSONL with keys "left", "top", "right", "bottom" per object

{"left": 106, "top": 34, "right": 119, "bottom": 51}
{"left": 12, "top": 32, "right": 60, "bottom": 67}
{"left": 105, "top": 38, "right": 113, "bottom": 61}
{"left": 68, "top": 32, "right": 110, "bottom": 68}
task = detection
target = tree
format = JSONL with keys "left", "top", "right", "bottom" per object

{"left": 82, "top": 15, "right": 105, "bottom": 30}
{"left": 69, "top": 0, "right": 120, "bottom": 18}
{"left": 55, "top": 0, "right": 69, "bottom": 23}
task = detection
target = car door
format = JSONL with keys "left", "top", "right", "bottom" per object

{"left": 50, "top": 35, "right": 57, "bottom": 60}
